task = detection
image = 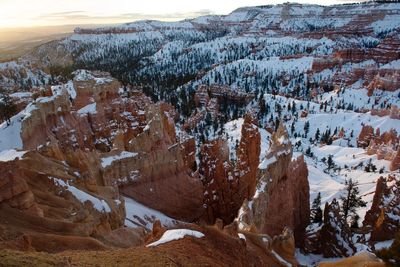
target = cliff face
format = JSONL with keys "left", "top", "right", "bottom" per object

{"left": 0, "top": 70, "right": 205, "bottom": 252}
{"left": 357, "top": 125, "right": 376, "bottom": 148}
{"left": 119, "top": 104, "right": 204, "bottom": 221}
{"left": 0, "top": 70, "right": 311, "bottom": 258}
{"left": 239, "top": 124, "right": 310, "bottom": 247}
{"left": 363, "top": 176, "right": 400, "bottom": 242}
{"left": 22, "top": 71, "right": 204, "bottom": 222}
{"left": 200, "top": 115, "right": 260, "bottom": 224}
{"left": 0, "top": 152, "right": 130, "bottom": 252}
{"left": 286, "top": 155, "right": 311, "bottom": 246}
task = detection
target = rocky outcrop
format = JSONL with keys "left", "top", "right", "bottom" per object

{"left": 318, "top": 251, "right": 385, "bottom": 267}
{"left": 363, "top": 176, "right": 400, "bottom": 242}
{"left": 200, "top": 115, "right": 260, "bottom": 225}
{"left": 120, "top": 104, "right": 204, "bottom": 221}
{"left": 390, "top": 148, "right": 400, "bottom": 171}
{"left": 367, "top": 71, "right": 400, "bottom": 96}
{"left": 0, "top": 151, "right": 134, "bottom": 252}
{"left": 0, "top": 70, "right": 205, "bottom": 252}
{"left": 239, "top": 124, "right": 310, "bottom": 247}
{"left": 286, "top": 155, "right": 310, "bottom": 245}
{"left": 197, "top": 84, "right": 255, "bottom": 105}
{"left": 271, "top": 227, "right": 299, "bottom": 266}
{"left": 0, "top": 222, "right": 289, "bottom": 267}
{"left": 13, "top": 71, "right": 205, "bottom": 222}
{"left": 0, "top": 160, "right": 41, "bottom": 216}
{"left": 311, "top": 49, "right": 400, "bottom": 96}
{"left": 357, "top": 125, "right": 375, "bottom": 148}
{"left": 358, "top": 125, "right": 400, "bottom": 171}
{"left": 371, "top": 105, "right": 400, "bottom": 120}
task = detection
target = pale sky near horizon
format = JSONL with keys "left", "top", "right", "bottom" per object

{"left": 0, "top": 0, "right": 362, "bottom": 28}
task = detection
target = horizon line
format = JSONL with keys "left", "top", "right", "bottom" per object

{"left": 0, "top": 0, "right": 372, "bottom": 30}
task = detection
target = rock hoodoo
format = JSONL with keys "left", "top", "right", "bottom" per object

{"left": 239, "top": 124, "right": 310, "bottom": 247}
{"left": 0, "top": 70, "right": 205, "bottom": 252}
{"left": 363, "top": 176, "right": 400, "bottom": 242}
{"left": 200, "top": 115, "right": 261, "bottom": 224}
{"left": 358, "top": 125, "right": 400, "bottom": 171}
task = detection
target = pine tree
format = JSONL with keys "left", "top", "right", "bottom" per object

{"left": 0, "top": 93, "right": 17, "bottom": 125}
{"left": 304, "top": 120, "right": 310, "bottom": 137}
{"left": 340, "top": 178, "right": 367, "bottom": 223}
{"left": 315, "top": 128, "right": 320, "bottom": 141}
{"left": 291, "top": 121, "right": 295, "bottom": 134}
{"left": 305, "top": 146, "right": 312, "bottom": 156}
{"left": 291, "top": 101, "right": 296, "bottom": 114}
{"left": 364, "top": 159, "right": 377, "bottom": 173}
{"left": 379, "top": 167, "right": 385, "bottom": 174}
{"left": 276, "top": 103, "right": 282, "bottom": 117}
{"left": 259, "top": 97, "right": 266, "bottom": 116}
{"left": 350, "top": 214, "right": 360, "bottom": 228}
{"left": 327, "top": 154, "right": 335, "bottom": 171}
{"left": 311, "top": 192, "right": 323, "bottom": 224}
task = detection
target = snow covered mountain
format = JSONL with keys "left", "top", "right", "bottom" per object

{"left": 0, "top": 1, "right": 399, "bottom": 266}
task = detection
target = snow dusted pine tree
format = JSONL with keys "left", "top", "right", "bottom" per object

{"left": 0, "top": 92, "right": 17, "bottom": 125}
{"left": 340, "top": 178, "right": 367, "bottom": 225}
{"left": 311, "top": 192, "right": 323, "bottom": 224}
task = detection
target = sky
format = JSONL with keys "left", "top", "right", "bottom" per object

{"left": 0, "top": 0, "right": 362, "bottom": 28}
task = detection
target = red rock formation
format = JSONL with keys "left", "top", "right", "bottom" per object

{"left": 363, "top": 176, "right": 400, "bottom": 241}
{"left": 0, "top": 160, "right": 42, "bottom": 216}
{"left": 2, "top": 221, "right": 291, "bottom": 266}
{"left": 200, "top": 138, "right": 232, "bottom": 224}
{"left": 371, "top": 105, "right": 400, "bottom": 120}
{"left": 318, "top": 252, "right": 385, "bottom": 267}
{"left": 11, "top": 71, "right": 205, "bottom": 222}
{"left": 236, "top": 115, "right": 261, "bottom": 199}
{"left": 359, "top": 125, "right": 400, "bottom": 170}
{"left": 0, "top": 151, "right": 133, "bottom": 252}
{"left": 200, "top": 115, "right": 260, "bottom": 225}
{"left": 194, "top": 85, "right": 210, "bottom": 107}
{"left": 357, "top": 125, "right": 375, "bottom": 148}
{"left": 286, "top": 155, "right": 310, "bottom": 246}
{"left": 367, "top": 71, "right": 400, "bottom": 96}
{"left": 311, "top": 41, "right": 400, "bottom": 94}
{"left": 195, "top": 84, "right": 254, "bottom": 107}
{"left": 271, "top": 227, "right": 299, "bottom": 266}
{"left": 120, "top": 104, "right": 204, "bottom": 221}
{"left": 0, "top": 70, "right": 205, "bottom": 252}
{"left": 390, "top": 148, "right": 400, "bottom": 171}
{"left": 239, "top": 124, "right": 310, "bottom": 247}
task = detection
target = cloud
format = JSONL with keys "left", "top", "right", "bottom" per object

{"left": 335, "top": 0, "right": 368, "bottom": 2}
{"left": 36, "top": 11, "right": 90, "bottom": 21}
{"left": 35, "top": 9, "right": 214, "bottom": 24}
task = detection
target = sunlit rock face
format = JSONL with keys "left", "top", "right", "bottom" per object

{"left": 0, "top": 1, "right": 400, "bottom": 264}
{"left": 200, "top": 114, "right": 260, "bottom": 225}
{"left": 0, "top": 70, "right": 206, "bottom": 252}
{"left": 239, "top": 124, "right": 310, "bottom": 248}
